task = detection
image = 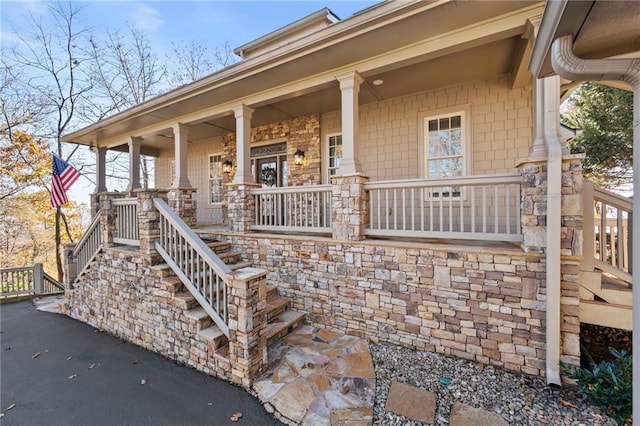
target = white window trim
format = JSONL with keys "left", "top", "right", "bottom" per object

{"left": 418, "top": 104, "right": 472, "bottom": 180}
{"left": 208, "top": 153, "right": 224, "bottom": 205}
{"left": 322, "top": 132, "right": 342, "bottom": 184}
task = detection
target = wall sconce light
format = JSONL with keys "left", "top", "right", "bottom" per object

{"left": 293, "top": 149, "right": 305, "bottom": 166}
{"left": 222, "top": 160, "right": 233, "bottom": 174}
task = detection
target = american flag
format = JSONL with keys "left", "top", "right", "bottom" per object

{"left": 50, "top": 155, "right": 81, "bottom": 208}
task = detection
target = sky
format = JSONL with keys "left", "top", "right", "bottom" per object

{"left": 1, "top": 1, "right": 377, "bottom": 57}
{"left": 1, "top": 0, "right": 377, "bottom": 204}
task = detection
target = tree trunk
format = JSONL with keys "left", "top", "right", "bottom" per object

{"left": 55, "top": 206, "right": 63, "bottom": 281}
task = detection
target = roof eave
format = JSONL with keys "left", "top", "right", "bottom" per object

{"left": 61, "top": 0, "right": 423, "bottom": 145}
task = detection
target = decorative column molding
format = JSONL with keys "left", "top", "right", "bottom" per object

{"left": 172, "top": 123, "right": 191, "bottom": 188}
{"left": 127, "top": 137, "right": 142, "bottom": 191}
{"left": 94, "top": 146, "right": 107, "bottom": 192}
{"left": 336, "top": 71, "right": 364, "bottom": 175}
{"left": 232, "top": 105, "right": 255, "bottom": 184}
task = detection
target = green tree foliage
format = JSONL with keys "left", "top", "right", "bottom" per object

{"left": 562, "top": 82, "right": 633, "bottom": 188}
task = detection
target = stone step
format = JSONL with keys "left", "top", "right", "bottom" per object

{"left": 266, "top": 296, "right": 290, "bottom": 322}
{"left": 217, "top": 251, "right": 242, "bottom": 264}
{"left": 171, "top": 292, "right": 198, "bottom": 310}
{"left": 229, "top": 261, "right": 253, "bottom": 271}
{"left": 213, "top": 343, "right": 231, "bottom": 371}
{"left": 198, "top": 325, "right": 229, "bottom": 350}
{"left": 266, "top": 284, "right": 278, "bottom": 300}
{"left": 160, "top": 276, "right": 183, "bottom": 294}
{"left": 151, "top": 263, "right": 175, "bottom": 278}
{"left": 266, "top": 310, "right": 306, "bottom": 347}
{"left": 183, "top": 307, "right": 213, "bottom": 331}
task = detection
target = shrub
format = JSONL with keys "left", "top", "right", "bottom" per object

{"left": 563, "top": 349, "right": 632, "bottom": 425}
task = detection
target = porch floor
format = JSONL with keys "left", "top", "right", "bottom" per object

{"left": 253, "top": 325, "right": 376, "bottom": 425}
{"left": 195, "top": 225, "right": 524, "bottom": 255}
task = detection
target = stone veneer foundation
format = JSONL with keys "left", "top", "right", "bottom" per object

{"left": 220, "top": 234, "right": 580, "bottom": 377}
{"left": 64, "top": 248, "right": 233, "bottom": 381}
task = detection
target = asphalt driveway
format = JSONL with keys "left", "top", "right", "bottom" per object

{"left": 0, "top": 300, "right": 281, "bottom": 426}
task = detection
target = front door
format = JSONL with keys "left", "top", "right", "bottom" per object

{"left": 257, "top": 157, "right": 279, "bottom": 187}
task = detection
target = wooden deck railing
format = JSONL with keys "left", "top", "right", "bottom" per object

{"left": 251, "top": 185, "right": 332, "bottom": 233}
{"left": 113, "top": 198, "right": 139, "bottom": 246}
{"left": 1, "top": 263, "right": 64, "bottom": 299}
{"left": 364, "top": 173, "right": 522, "bottom": 241}
{"left": 583, "top": 181, "right": 632, "bottom": 283}
{"left": 154, "top": 198, "right": 231, "bottom": 336}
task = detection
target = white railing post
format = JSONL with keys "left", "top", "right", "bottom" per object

{"left": 34, "top": 263, "right": 44, "bottom": 295}
{"left": 582, "top": 180, "right": 596, "bottom": 272}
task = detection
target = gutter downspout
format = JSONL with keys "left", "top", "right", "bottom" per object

{"left": 538, "top": 75, "right": 565, "bottom": 386}
{"left": 551, "top": 35, "right": 640, "bottom": 417}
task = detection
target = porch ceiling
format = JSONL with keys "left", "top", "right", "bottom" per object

{"left": 62, "top": 0, "right": 543, "bottom": 152}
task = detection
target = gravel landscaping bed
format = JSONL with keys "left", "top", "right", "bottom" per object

{"left": 370, "top": 343, "right": 616, "bottom": 425}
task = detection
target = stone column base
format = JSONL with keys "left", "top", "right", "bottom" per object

{"left": 331, "top": 173, "right": 369, "bottom": 241}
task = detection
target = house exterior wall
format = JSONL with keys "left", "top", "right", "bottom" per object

{"left": 156, "top": 76, "right": 531, "bottom": 202}
{"left": 321, "top": 75, "right": 532, "bottom": 182}
{"left": 155, "top": 114, "right": 322, "bottom": 224}
{"left": 220, "top": 234, "right": 580, "bottom": 377}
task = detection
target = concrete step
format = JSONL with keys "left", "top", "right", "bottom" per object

{"left": 198, "top": 325, "right": 229, "bottom": 350}
{"left": 266, "top": 296, "right": 290, "bottom": 322}
{"left": 183, "top": 307, "right": 213, "bottom": 331}
{"left": 266, "top": 310, "right": 306, "bottom": 347}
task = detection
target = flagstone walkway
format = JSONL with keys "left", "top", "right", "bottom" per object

{"left": 253, "top": 326, "right": 376, "bottom": 425}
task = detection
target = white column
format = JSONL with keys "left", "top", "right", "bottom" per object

{"left": 336, "top": 71, "right": 364, "bottom": 175}
{"left": 126, "top": 136, "right": 142, "bottom": 191}
{"left": 93, "top": 146, "right": 107, "bottom": 192}
{"left": 172, "top": 123, "right": 191, "bottom": 188}
{"left": 232, "top": 105, "right": 255, "bottom": 184}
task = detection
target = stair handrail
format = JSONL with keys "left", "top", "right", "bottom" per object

{"left": 583, "top": 180, "right": 632, "bottom": 283}
{"left": 72, "top": 209, "right": 103, "bottom": 278}
{"left": 43, "top": 271, "right": 64, "bottom": 293}
{"left": 153, "top": 198, "right": 231, "bottom": 336}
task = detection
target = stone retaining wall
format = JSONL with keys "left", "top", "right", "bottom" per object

{"left": 64, "top": 248, "right": 231, "bottom": 380}
{"left": 223, "top": 235, "right": 581, "bottom": 377}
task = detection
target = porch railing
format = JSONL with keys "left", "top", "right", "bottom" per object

{"left": 1, "top": 263, "right": 64, "bottom": 299}
{"left": 154, "top": 198, "right": 231, "bottom": 336}
{"left": 251, "top": 185, "right": 332, "bottom": 233}
{"left": 583, "top": 181, "right": 632, "bottom": 283}
{"left": 113, "top": 197, "right": 139, "bottom": 246}
{"left": 72, "top": 210, "right": 102, "bottom": 278}
{"left": 364, "top": 173, "right": 522, "bottom": 241}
